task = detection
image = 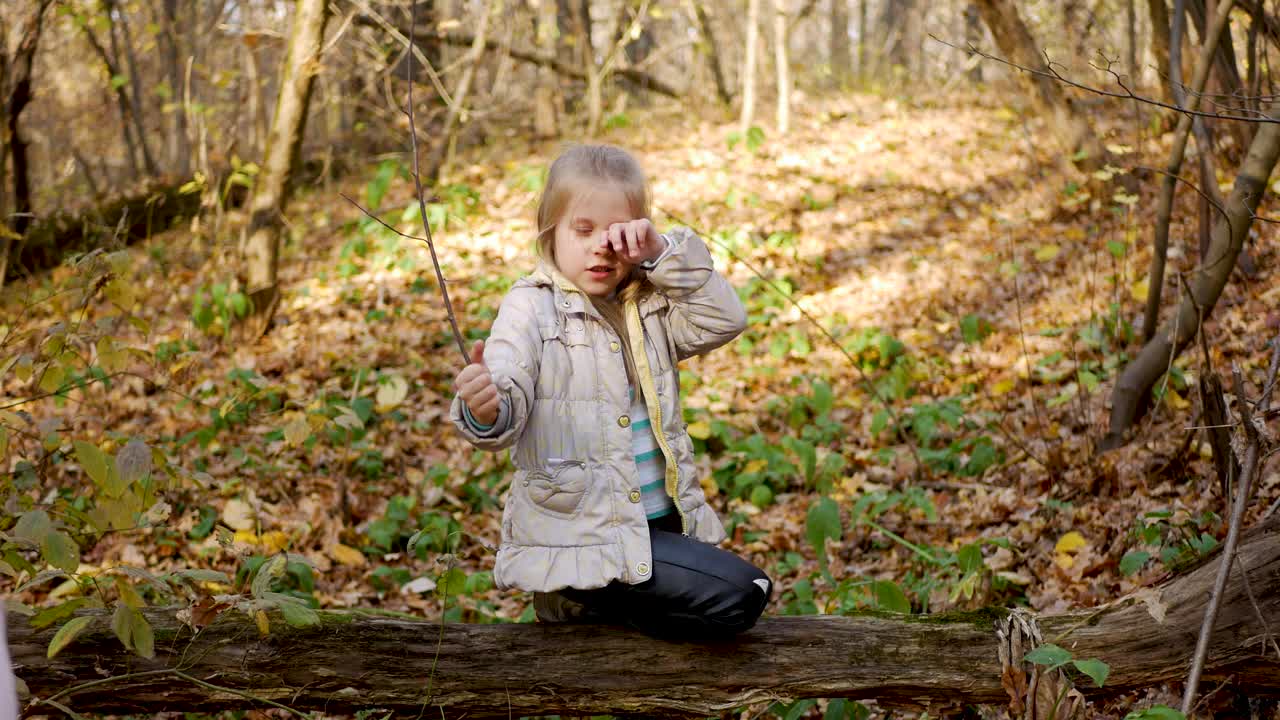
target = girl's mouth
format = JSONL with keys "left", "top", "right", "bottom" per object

{"left": 587, "top": 266, "right": 613, "bottom": 278}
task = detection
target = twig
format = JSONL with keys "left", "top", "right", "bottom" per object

{"left": 171, "top": 670, "right": 310, "bottom": 719}
{"left": 1181, "top": 364, "right": 1262, "bottom": 713}
{"left": 405, "top": 2, "right": 469, "bottom": 366}
{"left": 338, "top": 192, "right": 430, "bottom": 244}
{"left": 656, "top": 207, "right": 927, "bottom": 480}
{"left": 931, "top": 35, "right": 1280, "bottom": 124}
{"left": 1008, "top": 236, "right": 1047, "bottom": 436}
{"left": 1260, "top": 334, "right": 1280, "bottom": 413}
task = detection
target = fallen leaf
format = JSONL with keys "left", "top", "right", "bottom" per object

{"left": 330, "top": 543, "right": 367, "bottom": 567}
{"left": 222, "top": 498, "right": 256, "bottom": 532}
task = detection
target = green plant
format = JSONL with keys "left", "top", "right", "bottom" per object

{"left": 190, "top": 282, "right": 251, "bottom": 337}
{"left": 1120, "top": 509, "right": 1220, "bottom": 576}
{"left": 726, "top": 125, "right": 766, "bottom": 153}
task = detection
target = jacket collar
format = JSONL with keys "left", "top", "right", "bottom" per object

{"left": 529, "top": 259, "right": 598, "bottom": 318}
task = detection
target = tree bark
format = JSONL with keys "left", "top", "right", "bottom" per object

{"left": 102, "top": 0, "right": 159, "bottom": 176}
{"left": 692, "top": 1, "right": 733, "bottom": 105}
{"left": 1149, "top": 0, "right": 1173, "bottom": 102}
{"left": 1102, "top": 99, "right": 1280, "bottom": 449}
{"left": 424, "top": 0, "right": 495, "bottom": 180}
{"left": 830, "top": 0, "right": 851, "bottom": 86}
{"left": 972, "top": 0, "right": 1108, "bottom": 172}
{"left": 16, "top": 515, "right": 1280, "bottom": 717}
{"left": 237, "top": 0, "right": 330, "bottom": 334}
{"left": 740, "top": 0, "right": 760, "bottom": 132}
{"left": 533, "top": 0, "right": 560, "bottom": 137}
{"left": 774, "top": 0, "right": 789, "bottom": 134}
{"left": 156, "top": 0, "right": 191, "bottom": 177}
{"left": 1142, "top": 0, "right": 1235, "bottom": 344}
{"left": 0, "top": 0, "right": 53, "bottom": 289}
{"left": 965, "top": 3, "right": 983, "bottom": 82}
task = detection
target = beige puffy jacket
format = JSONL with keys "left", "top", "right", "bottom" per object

{"left": 450, "top": 227, "right": 747, "bottom": 592}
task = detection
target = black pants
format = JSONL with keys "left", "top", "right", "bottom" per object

{"left": 559, "top": 513, "right": 773, "bottom": 641}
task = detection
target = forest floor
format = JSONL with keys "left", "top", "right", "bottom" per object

{"left": 5, "top": 89, "right": 1280, "bottom": 719}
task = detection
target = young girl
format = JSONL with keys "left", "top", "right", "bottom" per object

{"left": 450, "top": 143, "right": 771, "bottom": 640}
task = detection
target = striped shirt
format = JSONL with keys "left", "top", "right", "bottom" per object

{"left": 629, "top": 386, "right": 675, "bottom": 520}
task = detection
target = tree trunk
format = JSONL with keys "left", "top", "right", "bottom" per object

{"left": 1148, "top": 0, "right": 1173, "bottom": 102}
{"left": 692, "top": 1, "right": 732, "bottom": 105}
{"left": 830, "top": 0, "right": 850, "bottom": 85}
{"left": 856, "top": 0, "right": 866, "bottom": 80}
{"left": 0, "top": 0, "right": 53, "bottom": 289}
{"left": 1102, "top": 99, "right": 1280, "bottom": 449}
{"left": 965, "top": 3, "right": 983, "bottom": 82}
{"left": 533, "top": 0, "right": 560, "bottom": 137}
{"left": 157, "top": 0, "right": 191, "bottom": 177}
{"left": 238, "top": 0, "right": 330, "bottom": 335}
{"left": 1128, "top": 0, "right": 1138, "bottom": 81}
{"left": 774, "top": 0, "right": 789, "bottom": 133}
{"left": 103, "top": 0, "right": 159, "bottom": 176}
{"left": 16, "top": 515, "right": 1280, "bottom": 717}
{"left": 1141, "top": 0, "right": 1235, "bottom": 344}
{"left": 972, "top": 0, "right": 1108, "bottom": 172}
{"left": 425, "top": 0, "right": 496, "bottom": 179}
{"left": 740, "top": 0, "right": 760, "bottom": 131}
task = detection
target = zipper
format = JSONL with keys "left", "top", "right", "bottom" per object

{"left": 624, "top": 301, "right": 688, "bottom": 535}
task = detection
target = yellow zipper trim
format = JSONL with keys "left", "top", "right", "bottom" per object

{"left": 625, "top": 300, "right": 688, "bottom": 535}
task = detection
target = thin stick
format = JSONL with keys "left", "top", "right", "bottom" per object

{"left": 406, "top": 1, "right": 469, "bottom": 366}
{"left": 1181, "top": 364, "right": 1262, "bottom": 713}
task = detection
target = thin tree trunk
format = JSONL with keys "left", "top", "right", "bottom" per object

{"left": 830, "top": 0, "right": 850, "bottom": 86}
{"left": 533, "top": 0, "right": 560, "bottom": 137}
{"left": 426, "top": 0, "right": 496, "bottom": 178}
{"left": 774, "top": 0, "right": 789, "bottom": 133}
{"left": 972, "top": 0, "right": 1108, "bottom": 171}
{"left": 238, "top": 0, "right": 331, "bottom": 334}
{"left": 102, "top": 0, "right": 158, "bottom": 176}
{"left": 157, "top": 0, "right": 190, "bottom": 177}
{"left": 1128, "top": 0, "right": 1138, "bottom": 81}
{"left": 1149, "top": 0, "right": 1173, "bottom": 102}
{"left": 1, "top": 0, "right": 53, "bottom": 288}
{"left": 965, "top": 3, "right": 983, "bottom": 82}
{"left": 1102, "top": 99, "right": 1280, "bottom": 449}
{"left": 740, "top": 0, "right": 760, "bottom": 131}
{"left": 1142, "top": 0, "right": 1235, "bottom": 344}
{"left": 857, "top": 0, "right": 866, "bottom": 80}
{"left": 113, "top": 4, "right": 155, "bottom": 174}
{"left": 81, "top": 23, "right": 143, "bottom": 179}
{"left": 15, "top": 514, "right": 1280, "bottom": 715}
{"left": 692, "top": 1, "right": 732, "bottom": 105}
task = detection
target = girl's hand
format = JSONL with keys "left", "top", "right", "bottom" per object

{"left": 454, "top": 340, "right": 499, "bottom": 426}
{"left": 603, "top": 218, "right": 666, "bottom": 265}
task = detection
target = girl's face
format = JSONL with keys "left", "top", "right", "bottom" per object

{"left": 552, "top": 184, "right": 635, "bottom": 298}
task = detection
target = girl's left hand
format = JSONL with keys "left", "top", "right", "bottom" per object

{"left": 603, "top": 218, "right": 666, "bottom": 265}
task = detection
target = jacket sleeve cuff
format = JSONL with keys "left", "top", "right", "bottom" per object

{"left": 461, "top": 397, "right": 510, "bottom": 437}
{"left": 639, "top": 234, "right": 674, "bottom": 271}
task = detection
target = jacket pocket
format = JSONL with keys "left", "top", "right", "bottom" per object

{"left": 525, "top": 460, "right": 589, "bottom": 517}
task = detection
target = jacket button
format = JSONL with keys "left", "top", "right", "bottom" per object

{"left": 628, "top": 489, "right": 641, "bottom": 503}
{"left": 618, "top": 415, "right": 631, "bottom": 428}
{"left": 636, "top": 562, "right": 650, "bottom": 576}
{"left": 609, "top": 341, "right": 620, "bottom": 352}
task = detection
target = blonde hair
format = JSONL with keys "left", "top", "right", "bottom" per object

{"left": 535, "top": 144, "right": 654, "bottom": 308}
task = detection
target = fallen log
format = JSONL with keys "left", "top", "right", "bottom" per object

{"left": 11, "top": 515, "right": 1280, "bottom": 718}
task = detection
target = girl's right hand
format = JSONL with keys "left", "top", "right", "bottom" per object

{"left": 454, "top": 340, "right": 499, "bottom": 426}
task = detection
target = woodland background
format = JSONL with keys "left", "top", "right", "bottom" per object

{"left": 3, "top": 0, "right": 1280, "bottom": 717}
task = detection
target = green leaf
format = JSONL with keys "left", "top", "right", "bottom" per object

{"left": 32, "top": 598, "right": 91, "bottom": 629}
{"left": 252, "top": 555, "right": 287, "bottom": 599}
{"left": 14, "top": 509, "right": 52, "bottom": 544}
{"left": 131, "top": 610, "right": 155, "bottom": 658}
{"left": 1024, "top": 643, "right": 1072, "bottom": 668}
{"left": 75, "top": 440, "right": 124, "bottom": 496}
{"left": 111, "top": 603, "right": 133, "bottom": 651}
{"left": 279, "top": 600, "right": 320, "bottom": 628}
{"left": 749, "top": 484, "right": 774, "bottom": 508}
{"left": 1072, "top": 657, "right": 1109, "bottom": 687}
{"left": 960, "top": 314, "right": 993, "bottom": 344}
{"left": 110, "top": 73, "right": 128, "bottom": 89}
{"left": 437, "top": 567, "right": 467, "bottom": 597}
{"left": 871, "top": 580, "right": 910, "bottom": 613}
{"left": 805, "top": 497, "right": 842, "bottom": 570}
{"left": 41, "top": 530, "right": 80, "bottom": 573}
{"left": 1119, "top": 550, "right": 1150, "bottom": 576}
{"left": 48, "top": 616, "right": 95, "bottom": 659}
{"left": 957, "top": 543, "right": 982, "bottom": 573}
{"left": 1106, "top": 239, "right": 1127, "bottom": 258}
